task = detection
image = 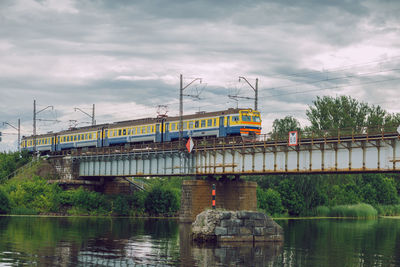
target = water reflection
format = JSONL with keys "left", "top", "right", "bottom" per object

{"left": 0, "top": 216, "right": 399, "bottom": 266}
{"left": 179, "top": 223, "right": 283, "bottom": 266}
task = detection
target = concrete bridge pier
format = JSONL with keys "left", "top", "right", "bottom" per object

{"left": 179, "top": 178, "right": 257, "bottom": 222}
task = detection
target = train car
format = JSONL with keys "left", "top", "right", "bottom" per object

{"left": 21, "top": 108, "right": 261, "bottom": 153}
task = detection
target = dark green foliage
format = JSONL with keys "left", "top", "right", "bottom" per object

{"left": 0, "top": 189, "right": 10, "bottom": 214}
{"left": 2, "top": 176, "right": 61, "bottom": 213}
{"left": 249, "top": 172, "right": 400, "bottom": 217}
{"left": 375, "top": 204, "right": 400, "bottom": 216}
{"left": 0, "top": 151, "right": 31, "bottom": 183}
{"left": 112, "top": 195, "right": 130, "bottom": 216}
{"left": 278, "top": 179, "right": 305, "bottom": 216}
{"left": 70, "top": 187, "right": 110, "bottom": 214}
{"left": 257, "top": 187, "right": 284, "bottom": 215}
{"left": 131, "top": 191, "right": 146, "bottom": 212}
{"left": 144, "top": 186, "right": 179, "bottom": 215}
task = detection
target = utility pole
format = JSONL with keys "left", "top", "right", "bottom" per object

{"left": 74, "top": 104, "right": 96, "bottom": 126}
{"left": 179, "top": 74, "right": 202, "bottom": 142}
{"left": 33, "top": 100, "right": 54, "bottom": 154}
{"left": 2, "top": 119, "right": 20, "bottom": 152}
{"left": 230, "top": 77, "right": 259, "bottom": 110}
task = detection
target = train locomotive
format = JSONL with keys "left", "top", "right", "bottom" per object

{"left": 21, "top": 108, "right": 261, "bottom": 153}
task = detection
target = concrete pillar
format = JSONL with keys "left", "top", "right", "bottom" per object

{"left": 179, "top": 179, "right": 257, "bottom": 223}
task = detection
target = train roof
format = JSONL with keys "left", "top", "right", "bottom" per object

{"left": 22, "top": 108, "right": 254, "bottom": 139}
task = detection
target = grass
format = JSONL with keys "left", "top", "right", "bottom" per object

{"left": 321, "top": 203, "right": 378, "bottom": 218}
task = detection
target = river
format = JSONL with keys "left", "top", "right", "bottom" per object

{"left": 0, "top": 216, "right": 398, "bottom": 266}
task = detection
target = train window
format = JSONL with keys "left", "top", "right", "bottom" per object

{"left": 118, "top": 129, "right": 122, "bottom": 136}
{"left": 189, "top": 121, "right": 193, "bottom": 129}
{"left": 171, "top": 123, "right": 175, "bottom": 131}
{"left": 214, "top": 119, "right": 217, "bottom": 126}
{"left": 151, "top": 126, "right": 154, "bottom": 133}
{"left": 207, "top": 119, "right": 212, "bottom": 127}
{"left": 252, "top": 116, "right": 261, "bottom": 122}
{"left": 194, "top": 121, "right": 199, "bottom": 128}
{"left": 122, "top": 129, "right": 125, "bottom": 135}
{"left": 232, "top": 116, "right": 239, "bottom": 122}
{"left": 147, "top": 126, "right": 151, "bottom": 133}
{"left": 242, "top": 115, "right": 251, "bottom": 122}
{"left": 201, "top": 120, "right": 206, "bottom": 127}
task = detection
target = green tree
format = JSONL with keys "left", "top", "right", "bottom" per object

{"left": 306, "top": 95, "right": 369, "bottom": 135}
{"left": 270, "top": 116, "right": 301, "bottom": 140}
{"left": 0, "top": 189, "right": 10, "bottom": 214}
{"left": 305, "top": 95, "right": 400, "bottom": 136}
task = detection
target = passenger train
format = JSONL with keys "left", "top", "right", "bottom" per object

{"left": 21, "top": 108, "right": 261, "bottom": 153}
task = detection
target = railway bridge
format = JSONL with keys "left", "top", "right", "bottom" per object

{"left": 48, "top": 131, "right": 400, "bottom": 221}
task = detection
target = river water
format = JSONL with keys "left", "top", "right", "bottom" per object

{"left": 0, "top": 216, "right": 398, "bottom": 266}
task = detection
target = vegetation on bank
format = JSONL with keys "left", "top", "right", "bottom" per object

{"left": 252, "top": 173, "right": 400, "bottom": 218}
{"left": 0, "top": 168, "right": 182, "bottom": 216}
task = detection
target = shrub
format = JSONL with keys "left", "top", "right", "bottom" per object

{"left": 278, "top": 179, "right": 305, "bottom": 216}
{"left": 0, "top": 189, "right": 10, "bottom": 214}
{"left": 375, "top": 204, "right": 400, "bottom": 216}
{"left": 112, "top": 195, "right": 130, "bottom": 216}
{"left": 71, "top": 187, "right": 110, "bottom": 214}
{"left": 257, "top": 188, "right": 283, "bottom": 215}
{"left": 144, "top": 186, "right": 179, "bottom": 215}
{"left": 3, "top": 176, "right": 61, "bottom": 213}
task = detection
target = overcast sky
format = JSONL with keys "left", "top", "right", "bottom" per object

{"left": 1, "top": 0, "right": 400, "bottom": 151}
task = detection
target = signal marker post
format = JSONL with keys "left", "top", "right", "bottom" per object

{"left": 212, "top": 184, "right": 216, "bottom": 209}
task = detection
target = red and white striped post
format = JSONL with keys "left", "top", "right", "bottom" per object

{"left": 212, "top": 184, "right": 216, "bottom": 209}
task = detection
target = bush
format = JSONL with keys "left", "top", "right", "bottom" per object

{"left": 0, "top": 189, "right": 10, "bottom": 214}
{"left": 2, "top": 176, "right": 60, "bottom": 213}
{"left": 257, "top": 188, "right": 283, "bottom": 215}
{"left": 278, "top": 179, "right": 305, "bottom": 216}
{"left": 329, "top": 203, "right": 377, "bottom": 218}
{"left": 70, "top": 187, "right": 110, "bottom": 215}
{"left": 144, "top": 186, "right": 179, "bottom": 215}
{"left": 112, "top": 195, "right": 130, "bottom": 216}
{"left": 375, "top": 204, "right": 400, "bottom": 216}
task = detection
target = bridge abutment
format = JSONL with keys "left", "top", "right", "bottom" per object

{"left": 179, "top": 179, "right": 257, "bottom": 222}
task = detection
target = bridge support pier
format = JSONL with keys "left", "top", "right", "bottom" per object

{"left": 179, "top": 179, "right": 257, "bottom": 222}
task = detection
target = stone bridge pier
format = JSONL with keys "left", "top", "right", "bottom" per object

{"left": 179, "top": 179, "right": 257, "bottom": 222}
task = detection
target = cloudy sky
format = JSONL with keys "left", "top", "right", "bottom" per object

{"left": 1, "top": 0, "right": 400, "bottom": 151}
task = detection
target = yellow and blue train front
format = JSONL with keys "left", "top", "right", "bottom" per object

{"left": 239, "top": 109, "right": 261, "bottom": 136}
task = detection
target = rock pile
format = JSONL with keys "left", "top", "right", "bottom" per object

{"left": 192, "top": 210, "right": 283, "bottom": 243}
